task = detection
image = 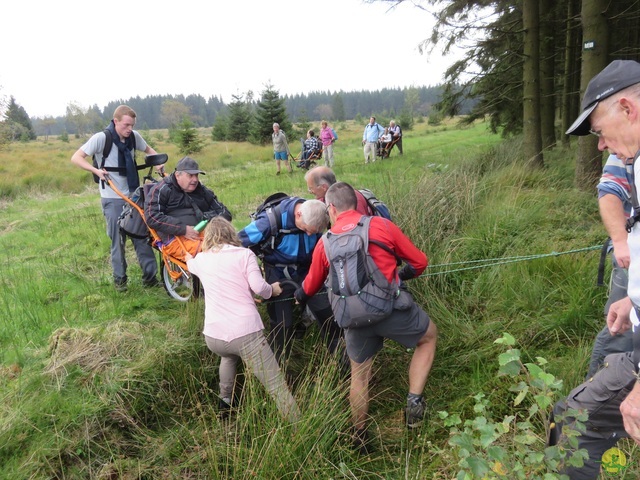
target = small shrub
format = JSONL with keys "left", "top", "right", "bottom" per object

{"left": 436, "top": 333, "right": 588, "bottom": 479}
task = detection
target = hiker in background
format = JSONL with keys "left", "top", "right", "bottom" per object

{"left": 389, "top": 120, "right": 403, "bottom": 155}
{"left": 378, "top": 127, "right": 393, "bottom": 158}
{"left": 145, "top": 156, "right": 232, "bottom": 262}
{"left": 185, "top": 217, "right": 299, "bottom": 422}
{"left": 238, "top": 198, "right": 342, "bottom": 366}
{"left": 272, "top": 123, "right": 292, "bottom": 175}
{"left": 301, "top": 130, "right": 321, "bottom": 169}
{"left": 295, "top": 182, "right": 437, "bottom": 453}
{"left": 70, "top": 105, "right": 160, "bottom": 292}
{"left": 319, "top": 120, "right": 336, "bottom": 168}
{"left": 587, "top": 153, "right": 632, "bottom": 378}
{"left": 549, "top": 59, "right": 640, "bottom": 478}
{"left": 362, "top": 116, "right": 384, "bottom": 164}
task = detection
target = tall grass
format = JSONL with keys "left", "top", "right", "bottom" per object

{"left": 1, "top": 120, "right": 633, "bottom": 478}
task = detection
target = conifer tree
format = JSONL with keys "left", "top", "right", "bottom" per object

{"left": 6, "top": 96, "right": 36, "bottom": 141}
{"left": 251, "top": 83, "right": 291, "bottom": 145}
{"left": 227, "top": 94, "right": 252, "bottom": 142}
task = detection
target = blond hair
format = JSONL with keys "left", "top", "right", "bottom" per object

{"left": 201, "top": 217, "right": 241, "bottom": 251}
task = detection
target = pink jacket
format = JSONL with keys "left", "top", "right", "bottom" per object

{"left": 320, "top": 127, "right": 335, "bottom": 147}
{"left": 187, "top": 245, "right": 272, "bottom": 341}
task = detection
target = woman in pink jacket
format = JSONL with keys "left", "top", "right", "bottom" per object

{"left": 186, "top": 217, "right": 299, "bottom": 422}
{"left": 319, "top": 120, "right": 336, "bottom": 167}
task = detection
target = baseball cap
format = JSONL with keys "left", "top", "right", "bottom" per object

{"left": 567, "top": 59, "right": 640, "bottom": 136}
{"left": 175, "top": 156, "right": 205, "bottom": 175}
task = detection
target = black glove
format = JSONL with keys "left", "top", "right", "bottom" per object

{"left": 294, "top": 287, "right": 310, "bottom": 308}
{"left": 398, "top": 264, "right": 416, "bottom": 281}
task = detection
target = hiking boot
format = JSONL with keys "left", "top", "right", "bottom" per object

{"left": 293, "top": 322, "right": 307, "bottom": 339}
{"left": 114, "top": 278, "right": 128, "bottom": 293}
{"left": 405, "top": 397, "right": 426, "bottom": 429}
{"left": 218, "top": 397, "right": 232, "bottom": 420}
{"left": 351, "top": 427, "right": 371, "bottom": 455}
{"left": 142, "top": 278, "right": 160, "bottom": 288}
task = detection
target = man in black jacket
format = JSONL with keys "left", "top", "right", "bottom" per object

{"left": 145, "top": 156, "right": 232, "bottom": 261}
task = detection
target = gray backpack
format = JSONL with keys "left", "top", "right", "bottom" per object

{"left": 322, "top": 216, "right": 399, "bottom": 329}
{"left": 118, "top": 185, "right": 149, "bottom": 239}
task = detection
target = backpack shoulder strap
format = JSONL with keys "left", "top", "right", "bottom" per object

{"left": 266, "top": 203, "right": 281, "bottom": 248}
{"left": 102, "top": 129, "right": 141, "bottom": 170}
{"left": 101, "top": 129, "right": 112, "bottom": 169}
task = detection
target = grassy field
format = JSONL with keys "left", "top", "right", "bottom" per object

{"left": 1, "top": 118, "right": 637, "bottom": 478}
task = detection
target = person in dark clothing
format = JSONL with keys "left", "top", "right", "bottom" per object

{"left": 145, "top": 156, "right": 231, "bottom": 262}
{"left": 238, "top": 197, "right": 345, "bottom": 367}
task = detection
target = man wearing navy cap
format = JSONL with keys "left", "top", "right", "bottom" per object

{"left": 550, "top": 60, "right": 640, "bottom": 478}
{"left": 145, "top": 156, "right": 232, "bottom": 261}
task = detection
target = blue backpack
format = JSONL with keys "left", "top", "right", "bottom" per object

{"left": 331, "top": 128, "right": 338, "bottom": 141}
{"left": 358, "top": 188, "right": 392, "bottom": 220}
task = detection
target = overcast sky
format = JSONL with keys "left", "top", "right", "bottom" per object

{"left": 1, "top": 0, "right": 461, "bottom": 119}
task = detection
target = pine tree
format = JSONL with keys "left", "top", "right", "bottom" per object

{"left": 6, "top": 97, "right": 36, "bottom": 141}
{"left": 332, "top": 93, "right": 346, "bottom": 122}
{"left": 227, "top": 94, "right": 252, "bottom": 142}
{"left": 251, "top": 83, "right": 291, "bottom": 145}
{"left": 174, "top": 117, "right": 204, "bottom": 156}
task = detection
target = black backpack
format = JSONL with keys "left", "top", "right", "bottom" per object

{"left": 249, "top": 193, "right": 301, "bottom": 258}
{"left": 92, "top": 128, "right": 137, "bottom": 185}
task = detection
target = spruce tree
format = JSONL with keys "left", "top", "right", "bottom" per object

{"left": 227, "top": 94, "right": 252, "bottom": 142}
{"left": 6, "top": 97, "right": 36, "bottom": 141}
{"left": 251, "top": 83, "right": 291, "bottom": 145}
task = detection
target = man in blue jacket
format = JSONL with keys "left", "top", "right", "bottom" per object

{"left": 239, "top": 197, "right": 340, "bottom": 364}
{"left": 362, "top": 116, "right": 384, "bottom": 164}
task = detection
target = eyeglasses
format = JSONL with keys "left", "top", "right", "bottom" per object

{"left": 589, "top": 100, "right": 619, "bottom": 138}
{"left": 325, "top": 203, "right": 335, "bottom": 215}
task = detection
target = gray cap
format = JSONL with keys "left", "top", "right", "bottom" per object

{"left": 567, "top": 59, "right": 640, "bottom": 136}
{"left": 175, "top": 156, "right": 205, "bottom": 175}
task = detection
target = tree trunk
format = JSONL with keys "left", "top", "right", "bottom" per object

{"left": 561, "top": 0, "right": 578, "bottom": 147}
{"left": 522, "top": 0, "right": 544, "bottom": 168}
{"left": 574, "top": 0, "right": 609, "bottom": 191}
{"left": 539, "top": 0, "right": 557, "bottom": 150}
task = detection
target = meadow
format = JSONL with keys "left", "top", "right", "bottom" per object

{"left": 0, "top": 118, "right": 636, "bottom": 478}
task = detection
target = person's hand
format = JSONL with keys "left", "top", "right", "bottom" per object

{"left": 96, "top": 168, "right": 110, "bottom": 182}
{"left": 271, "top": 282, "right": 282, "bottom": 297}
{"left": 612, "top": 240, "right": 631, "bottom": 269}
{"left": 294, "top": 287, "right": 309, "bottom": 308}
{"left": 362, "top": 140, "right": 366, "bottom": 145}
{"left": 607, "top": 296, "right": 633, "bottom": 335}
{"left": 621, "top": 383, "right": 640, "bottom": 445}
{"left": 184, "top": 225, "right": 201, "bottom": 240}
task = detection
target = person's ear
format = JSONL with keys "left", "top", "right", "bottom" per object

{"left": 619, "top": 97, "right": 639, "bottom": 122}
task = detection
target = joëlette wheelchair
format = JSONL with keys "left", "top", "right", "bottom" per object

{"left": 293, "top": 138, "right": 323, "bottom": 170}
{"left": 105, "top": 153, "right": 197, "bottom": 302}
{"left": 376, "top": 137, "right": 399, "bottom": 160}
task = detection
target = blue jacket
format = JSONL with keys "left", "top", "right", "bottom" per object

{"left": 238, "top": 197, "right": 321, "bottom": 276}
{"left": 363, "top": 122, "right": 384, "bottom": 142}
